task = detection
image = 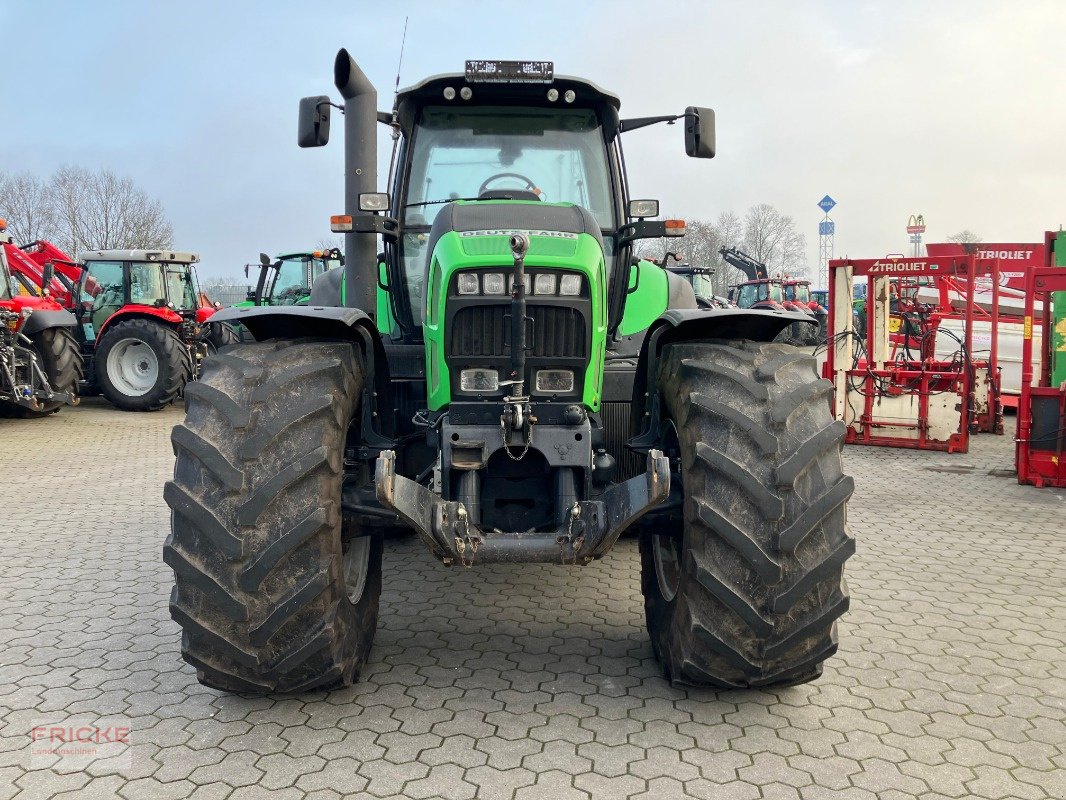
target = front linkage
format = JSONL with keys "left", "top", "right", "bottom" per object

{"left": 0, "top": 311, "right": 78, "bottom": 413}
{"left": 377, "top": 447, "right": 669, "bottom": 566}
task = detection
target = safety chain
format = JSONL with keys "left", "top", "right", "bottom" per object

{"left": 453, "top": 506, "right": 480, "bottom": 567}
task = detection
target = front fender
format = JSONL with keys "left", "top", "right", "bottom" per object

{"left": 97, "top": 305, "right": 183, "bottom": 340}
{"left": 628, "top": 307, "right": 813, "bottom": 449}
{"left": 211, "top": 304, "right": 376, "bottom": 343}
{"left": 20, "top": 308, "right": 78, "bottom": 335}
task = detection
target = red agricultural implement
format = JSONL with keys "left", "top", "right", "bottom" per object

{"left": 1015, "top": 231, "right": 1066, "bottom": 488}
{"left": 0, "top": 222, "right": 82, "bottom": 416}
{"left": 8, "top": 241, "right": 237, "bottom": 411}
{"left": 825, "top": 254, "right": 1002, "bottom": 452}
{"left": 923, "top": 241, "right": 1045, "bottom": 409}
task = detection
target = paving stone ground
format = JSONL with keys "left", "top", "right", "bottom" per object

{"left": 1, "top": 397, "right": 1064, "bottom": 800}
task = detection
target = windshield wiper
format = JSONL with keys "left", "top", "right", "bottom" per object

{"left": 404, "top": 197, "right": 481, "bottom": 209}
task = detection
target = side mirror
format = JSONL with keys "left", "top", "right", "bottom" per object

{"left": 41, "top": 262, "right": 56, "bottom": 295}
{"left": 684, "top": 106, "right": 715, "bottom": 159}
{"left": 298, "top": 95, "right": 332, "bottom": 148}
{"left": 244, "top": 264, "right": 250, "bottom": 278}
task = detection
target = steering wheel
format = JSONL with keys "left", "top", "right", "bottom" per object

{"left": 478, "top": 172, "right": 542, "bottom": 198}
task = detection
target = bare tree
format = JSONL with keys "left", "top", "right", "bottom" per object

{"left": 46, "top": 165, "right": 173, "bottom": 256}
{"left": 315, "top": 236, "right": 345, "bottom": 253}
{"left": 946, "top": 229, "right": 982, "bottom": 244}
{"left": 742, "top": 203, "right": 807, "bottom": 278}
{"left": 0, "top": 171, "right": 54, "bottom": 244}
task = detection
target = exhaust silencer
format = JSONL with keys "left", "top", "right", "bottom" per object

{"left": 333, "top": 48, "right": 378, "bottom": 312}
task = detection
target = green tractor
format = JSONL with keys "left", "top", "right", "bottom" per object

{"left": 233, "top": 249, "right": 341, "bottom": 340}
{"left": 165, "top": 53, "right": 854, "bottom": 693}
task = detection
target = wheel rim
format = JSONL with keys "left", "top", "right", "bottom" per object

{"left": 343, "top": 537, "right": 371, "bottom": 604}
{"left": 652, "top": 420, "right": 683, "bottom": 602}
{"left": 106, "top": 338, "right": 159, "bottom": 397}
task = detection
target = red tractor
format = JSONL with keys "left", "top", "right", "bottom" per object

{"left": 782, "top": 276, "right": 828, "bottom": 342}
{"left": 0, "top": 223, "right": 82, "bottom": 416}
{"left": 720, "top": 246, "right": 823, "bottom": 345}
{"left": 11, "top": 243, "right": 237, "bottom": 410}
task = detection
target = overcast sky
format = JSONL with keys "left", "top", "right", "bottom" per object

{"left": 4, "top": 0, "right": 1063, "bottom": 281}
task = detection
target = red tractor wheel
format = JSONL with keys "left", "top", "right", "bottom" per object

{"left": 95, "top": 318, "right": 193, "bottom": 411}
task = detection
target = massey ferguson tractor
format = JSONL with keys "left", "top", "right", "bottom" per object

{"left": 165, "top": 53, "right": 854, "bottom": 692}
{"left": 0, "top": 222, "right": 82, "bottom": 416}
{"left": 11, "top": 244, "right": 238, "bottom": 411}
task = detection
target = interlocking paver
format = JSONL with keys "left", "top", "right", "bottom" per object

{"left": 1, "top": 400, "right": 1064, "bottom": 800}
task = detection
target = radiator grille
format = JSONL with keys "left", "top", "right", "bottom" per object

{"left": 449, "top": 304, "right": 586, "bottom": 359}
{"left": 601, "top": 401, "right": 644, "bottom": 481}
{"left": 449, "top": 305, "right": 507, "bottom": 357}
{"left": 530, "top": 306, "right": 585, "bottom": 358}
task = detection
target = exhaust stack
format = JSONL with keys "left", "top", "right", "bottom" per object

{"left": 333, "top": 49, "right": 378, "bottom": 312}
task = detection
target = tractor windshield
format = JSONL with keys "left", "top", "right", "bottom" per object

{"left": 399, "top": 106, "right": 613, "bottom": 320}
{"left": 784, "top": 284, "right": 810, "bottom": 303}
{"left": 274, "top": 257, "right": 311, "bottom": 301}
{"left": 166, "top": 267, "right": 198, "bottom": 310}
{"left": 271, "top": 255, "right": 333, "bottom": 304}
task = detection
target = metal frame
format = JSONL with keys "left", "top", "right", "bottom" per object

{"left": 1016, "top": 239, "right": 1066, "bottom": 487}
{"left": 826, "top": 254, "right": 1001, "bottom": 452}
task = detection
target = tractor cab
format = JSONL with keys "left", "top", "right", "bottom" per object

{"left": 249, "top": 248, "right": 340, "bottom": 306}
{"left": 734, "top": 278, "right": 785, "bottom": 310}
{"left": 74, "top": 250, "right": 205, "bottom": 340}
{"left": 783, "top": 280, "right": 810, "bottom": 305}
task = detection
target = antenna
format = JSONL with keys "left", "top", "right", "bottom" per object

{"left": 384, "top": 16, "right": 409, "bottom": 194}
{"left": 394, "top": 17, "right": 409, "bottom": 97}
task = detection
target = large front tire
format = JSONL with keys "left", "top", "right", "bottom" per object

{"left": 164, "top": 339, "right": 381, "bottom": 693}
{"left": 95, "top": 319, "right": 192, "bottom": 411}
{"left": 641, "top": 341, "right": 854, "bottom": 688}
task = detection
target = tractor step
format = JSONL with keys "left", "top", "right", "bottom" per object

{"left": 375, "top": 449, "right": 670, "bottom": 566}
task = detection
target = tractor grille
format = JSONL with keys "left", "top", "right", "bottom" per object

{"left": 601, "top": 401, "right": 644, "bottom": 481}
{"left": 449, "top": 304, "right": 587, "bottom": 359}
{"left": 530, "top": 306, "right": 585, "bottom": 357}
{"left": 450, "top": 305, "right": 507, "bottom": 357}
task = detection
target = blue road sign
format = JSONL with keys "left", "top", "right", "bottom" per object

{"left": 819, "top": 221, "right": 835, "bottom": 236}
{"left": 909, "top": 235, "right": 922, "bottom": 244}
{"left": 818, "top": 195, "right": 837, "bottom": 214}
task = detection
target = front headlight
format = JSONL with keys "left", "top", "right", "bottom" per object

{"left": 559, "top": 274, "right": 582, "bottom": 296}
{"left": 482, "top": 273, "right": 506, "bottom": 295}
{"left": 460, "top": 368, "right": 500, "bottom": 392}
{"left": 457, "top": 273, "right": 479, "bottom": 295}
{"left": 533, "top": 273, "right": 557, "bottom": 295}
{"left": 535, "top": 369, "right": 574, "bottom": 393}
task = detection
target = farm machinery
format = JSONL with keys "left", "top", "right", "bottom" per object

{"left": 10, "top": 242, "right": 237, "bottom": 410}
{"left": 0, "top": 222, "right": 82, "bottom": 416}
{"left": 233, "top": 249, "right": 341, "bottom": 341}
{"left": 825, "top": 254, "right": 1003, "bottom": 452}
{"left": 166, "top": 53, "right": 854, "bottom": 693}
{"left": 719, "top": 246, "right": 825, "bottom": 345}
{"left": 1015, "top": 230, "right": 1066, "bottom": 488}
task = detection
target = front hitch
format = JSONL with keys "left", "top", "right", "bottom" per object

{"left": 375, "top": 449, "right": 670, "bottom": 566}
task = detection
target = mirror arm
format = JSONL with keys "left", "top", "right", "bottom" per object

{"left": 618, "top": 113, "right": 682, "bottom": 133}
